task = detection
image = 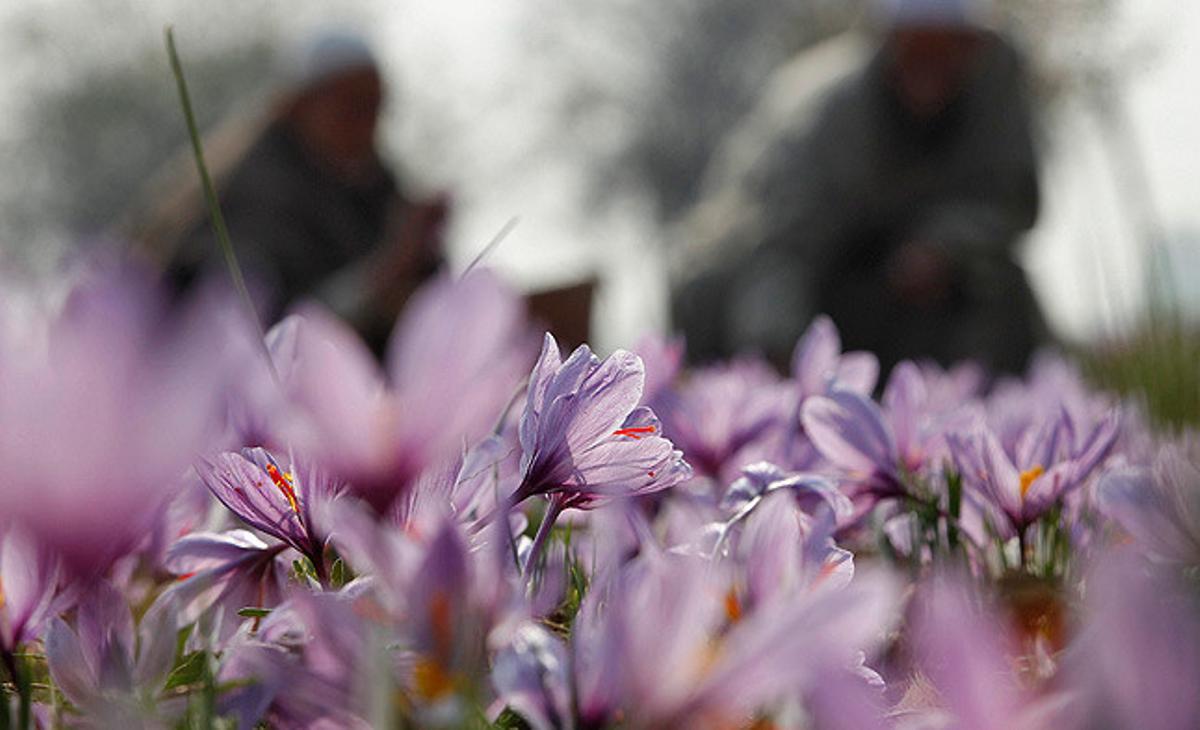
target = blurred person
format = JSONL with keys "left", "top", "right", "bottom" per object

{"left": 130, "top": 29, "right": 447, "bottom": 350}
{"left": 671, "top": 0, "right": 1045, "bottom": 376}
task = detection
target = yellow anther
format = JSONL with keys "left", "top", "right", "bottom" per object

{"left": 1019, "top": 465, "right": 1044, "bottom": 500}
{"left": 413, "top": 657, "right": 456, "bottom": 700}
{"left": 0, "top": 575, "right": 5, "bottom": 610}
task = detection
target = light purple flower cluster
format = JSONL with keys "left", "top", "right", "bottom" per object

{"left": 0, "top": 259, "right": 1197, "bottom": 729}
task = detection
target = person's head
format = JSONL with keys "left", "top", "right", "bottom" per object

{"left": 873, "top": 0, "right": 993, "bottom": 119}
{"left": 279, "top": 30, "right": 385, "bottom": 176}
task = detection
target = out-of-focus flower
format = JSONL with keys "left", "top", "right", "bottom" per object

{"left": 656, "top": 357, "right": 790, "bottom": 484}
{"left": 1062, "top": 550, "right": 1200, "bottom": 730}
{"left": 801, "top": 362, "right": 964, "bottom": 501}
{"left": 44, "top": 582, "right": 182, "bottom": 728}
{"left": 632, "top": 332, "right": 685, "bottom": 414}
{"left": 0, "top": 529, "right": 58, "bottom": 656}
{"left": 0, "top": 263, "right": 224, "bottom": 575}
{"left": 729, "top": 489, "right": 855, "bottom": 612}
{"left": 791, "top": 315, "right": 878, "bottom": 402}
{"left": 496, "top": 550, "right": 896, "bottom": 729}
{"left": 905, "top": 576, "right": 1063, "bottom": 730}
{"left": 161, "top": 529, "right": 289, "bottom": 643}
{"left": 511, "top": 334, "right": 691, "bottom": 512}
{"left": 281, "top": 270, "right": 534, "bottom": 513}
{"left": 199, "top": 447, "right": 338, "bottom": 574}
{"left": 218, "top": 588, "right": 377, "bottom": 729}
{"left": 1097, "top": 438, "right": 1200, "bottom": 565}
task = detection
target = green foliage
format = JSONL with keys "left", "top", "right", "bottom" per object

{"left": 235, "top": 607, "right": 272, "bottom": 620}
{"left": 166, "top": 652, "right": 210, "bottom": 692}
{"left": 1082, "top": 317, "right": 1200, "bottom": 432}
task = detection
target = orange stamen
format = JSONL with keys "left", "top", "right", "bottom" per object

{"left": 724, "top": 588, "right": 742, "bottom": 623}
{"left": 0, "top": 576, "right": 5, "bottom": 610}
{"left": 413, "top": 657, "right": 456, "bottom": 700}
{"left": 265, "top": 463, "right": 301, "bottom": 514}
{"left": 1019, "top": 465, "right": 1044, "bottom": 501}
{"left": 612, "top": 425, "right": 656, "bottom": 440}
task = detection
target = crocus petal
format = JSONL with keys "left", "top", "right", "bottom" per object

{"left": 134, "top": 592, "right": 180, "bottom": 691}
{"left": 792, "top": 316, "right": 841, "bottom": 397}
{"left": 882, "top": 361, "right": 926, "bottom": 469}
{"left": 835, "top": 352, "right": 880, "bottom": 396}
{"left": 200, "top": 450, "right": 306, "bottom": 545}
{"left": 164, "top": 530, "right": 273, "bottom": 575}
{"left": 76, "top": 581, "right": 136, "bottom": 692}
{"left": 44, "top": 616, "right": 97, "bottom": 708}
{"left": 491, "top": 623, "right": 571, "bottom": 730}
{"left": 914, "top": 579, "right": 1025, "bottom": 729}
{"left": 802, "top": 391, "right": 897, "bottom": 477}
{"left": 0, "top": 529, "right": 57, "bottom": 650}
{"left": 1097, "top": 468, "right": 1199, "bottom": 563}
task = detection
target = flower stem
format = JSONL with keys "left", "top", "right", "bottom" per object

{"left": 1, "top": 650, "right": 30, "bottom": 730}
{"left": 164, "top": 26, "right": 278, "bottom": 386}
{"left": 525, "top": 497, "right": 565, "bottom": 582}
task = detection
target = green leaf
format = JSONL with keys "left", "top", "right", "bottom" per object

{"left": 236, "top": 607, "right": 272, "bottom": 619}
{"left": 331, "top": 558, "right": 347, "bottom": 588}
{"left": 493, "top": 708, "right": 533, "bottom": 729}
{"left": 165, "top": 652, "right": 209, "bottom": 691}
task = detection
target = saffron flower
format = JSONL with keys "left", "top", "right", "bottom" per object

{"left": 508, "top": 334, "right": 691, "bottom": 567}
{"left": 279, "top": 270, "right": 533, "bottom": 513}
{"left": 0, "top": 263, "right": 223, "bottom": 575}
{"left": 790, "top": 315, "right": 878, "bottom": 402}
{"left": 511, "top": 335, "right": 692, "bottom": 509}
{"left": 44, "top": 582, "right": 182, "bottom": 727}
{"left": 495, "top": 550, "right": 896, "bottom": 729}
{"left": 199, "top": 447, "right": 336, "bottom": 576}
{"left": 655, "top": 357, "right": 789, "bottom": 483}
{"left": 948, "top": 410, "right": 1119, "bottom": 535}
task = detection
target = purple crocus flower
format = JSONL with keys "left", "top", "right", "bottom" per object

{"left": 280, "top": 270, "right": 534, "bottom": 513}
{"left": 948, "top": 410, "right": 1119, "bottom": 535}
{"left": 1097, "top": 438, "right": 1200, "bottom": 565}
{"left": 43, "top": 581, "right": 182, "bottom": 728}
{"left": 632, "top": 332, "right": 685, "bottom": 415}
{"left": 654, "top": 356, "right": 787, "bottom": 485}
{"left": 1062, "top": 549, "right": 1200, "bottom": 730}
{"left": 791, "top": 315, "right": 879, "bottom": 402}
{"left": 776, "top": 316, "right": 880, "bottom": 472}
{"left": 496, "top": 548, "right": 896, "bottom": 730}
{"left": 907, "top": 575, "right": 1064, "bottom": 730}
{"left": 198, "top": 447, "right": 337, "bottom": 576}
{"left": 801, "top": 361, "right": 959, "bottom": 498}
{"left": 218, "top": 588, "right": 377, "bottom": 729}
{"left": 0, "top": 262, "right": 224, "bottom": 575}
{"left": 510, "top": 334, "right": 691, "bottom": 524}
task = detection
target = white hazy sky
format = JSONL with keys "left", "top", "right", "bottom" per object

{"left": 1025, "top": 0, "right": 1200, "bottom": 343}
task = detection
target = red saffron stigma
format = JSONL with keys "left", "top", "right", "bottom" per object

{"left": 265, "top": 463, "right": 301, "bottom": 514}
{"left": 612, "top": 425, "right": 656, "bottom": 440}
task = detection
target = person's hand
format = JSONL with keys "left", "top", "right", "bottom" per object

{"left": 366, "top": 194, "right": 452, "bottom": 316}
{"left": 885, "top": 240, "right": 954, "bottom": 309}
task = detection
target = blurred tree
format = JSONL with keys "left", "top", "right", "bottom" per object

{"left": 0, "top": 0, "right": 378, "bottom": 258}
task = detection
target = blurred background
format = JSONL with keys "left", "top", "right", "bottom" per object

{"left": 0, "top": 0, "right": 1196, "bottom": 362}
